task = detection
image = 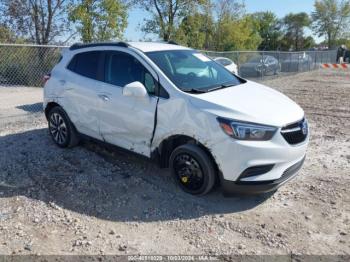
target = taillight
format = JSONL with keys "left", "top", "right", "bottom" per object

{"left": 43, "top": 73, "right": 51, "bottom": 85}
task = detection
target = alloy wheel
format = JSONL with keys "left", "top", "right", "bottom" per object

{"left": 49, "top": 113, "right": 68, "bottom": 145}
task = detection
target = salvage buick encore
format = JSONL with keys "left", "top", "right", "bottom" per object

{"left": 43, "top": 42, "right": 309, "bottom": 196}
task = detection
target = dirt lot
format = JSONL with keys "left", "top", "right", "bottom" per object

{"left": 0, "top": 70, "right": 349, "bottom": 257}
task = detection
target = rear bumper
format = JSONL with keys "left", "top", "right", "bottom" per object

{"left": 220, "top": 156, "right": 305, "bottom": 195}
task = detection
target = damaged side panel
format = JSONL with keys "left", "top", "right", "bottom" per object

{"left": 150, "top": 92, "right": 225, "bottom": 174}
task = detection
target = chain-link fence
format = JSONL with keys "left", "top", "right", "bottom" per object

{"left": 204, "top": 50, "right": 337, "bottom": 80}
{"left": 0, "top": 43, "right": 339, "bottom": 124}
{"left": 0, "top": 44, "right": 65, "bottom": 118}
{"left": 0, "top": 43, "right": 64, "bottom": 88}
{"left": 0, "top": 44, "right": 338, "bottom": 88}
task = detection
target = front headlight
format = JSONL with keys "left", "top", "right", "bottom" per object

{"left": 217, "top": 117, "right": 277, "bottom": 141}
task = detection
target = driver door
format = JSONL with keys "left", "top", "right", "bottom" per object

{"left": 97, "top": 50, "right": 158, "bottom": 157}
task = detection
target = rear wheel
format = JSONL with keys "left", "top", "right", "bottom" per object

{"left": 170, "top": 144, "right": 216, "bottom": 195}
{"left": 48, "top": 106, "right": 79, "bottom": 148}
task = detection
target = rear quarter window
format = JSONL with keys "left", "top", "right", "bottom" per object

{"left": 67, "top": 51, "right": 101, "bottom": 80}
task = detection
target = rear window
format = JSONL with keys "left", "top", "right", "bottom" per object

{"left": 67, "top": 51, "right": 101, "bottom": 80}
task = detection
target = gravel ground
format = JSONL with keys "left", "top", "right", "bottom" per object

{"left": 0, "top": 69, "right": 349, "bottom": 256}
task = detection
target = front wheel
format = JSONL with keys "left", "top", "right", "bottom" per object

{"left": 169, "top": 144, "right": 216, "bottom": 195}
{"left": 48, "top": 106, "right": 80, "bottom": 148}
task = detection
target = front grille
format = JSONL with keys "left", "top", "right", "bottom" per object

{"left": 281, "top": 119, "right": 308, "bottom": 145}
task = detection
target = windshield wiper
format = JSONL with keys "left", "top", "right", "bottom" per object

{"left": 181, "top": 88, "right": 207, "bottom": 94}
{"left": 207, "top": 82, "right": 236, "bottom": 92}
{"left": 182, "top": 81, "right": 237, "bottom": 94}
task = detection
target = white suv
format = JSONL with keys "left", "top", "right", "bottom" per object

{"left": 43, "top": 42, "right": 309, "bottom": 196}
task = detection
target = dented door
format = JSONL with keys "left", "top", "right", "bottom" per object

{"left": 98, "top": 50, "right": 158, "bottom": 156}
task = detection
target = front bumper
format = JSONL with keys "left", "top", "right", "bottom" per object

{"left": 209, "top": 124, "right": 309, "bottom": 195}
{"left": 220, "top": 156, "right": 305, "bottom": 195}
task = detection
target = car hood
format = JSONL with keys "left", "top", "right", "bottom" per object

{"left": 189, "top": 80, "right": 304, "bottom": 127}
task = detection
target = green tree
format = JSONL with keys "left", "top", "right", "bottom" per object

{"left": 0, "top": 24, "right": 16, "bottom": 43}
{"left": 303, "top": 35, "right": 316, "bottom": 49}
{"left": 70, "top": 0, "right": 128, "bottom": 43}
{"left": 214, "top": 0, "right": 245, "bottom": 49}
{"left": 252, "top": 11, "right": 282, "bottom": 50}
{"left": 0, "top": 0, "right": 69, "bottom": 44}
{"left": 133, "top": 0, "right": 205, "bottom": 41}
{"left": 201, "top": 0, "right": 215, "bottom": 49}
{"left": 175, "top": 1, "right": 215, "bottom": 50}
{"left": 175, "top": 13, "right": 209, "bottom": 49}
{"left": 212, "top": 0, "right": 261, "bottom": 51}
{"left": 312, "top": 0, "right": 350, "bottom": 48}
{"left": 281, "top": 12, "right": 311, "bottom": 51}
{"left": 330, "top": 37, "right": 350, "bottom": 47}
{"left": 216, "top": 15, "right": 261, "bottom": 51}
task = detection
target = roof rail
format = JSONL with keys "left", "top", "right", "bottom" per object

{"left": 69, "top": 42, "right": 129, "bottom": 50}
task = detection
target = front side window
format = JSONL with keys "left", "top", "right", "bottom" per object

{"left": 104, "top": 51, "right": 156, "bottom": 94}
{"left": 67, "top": 51, "right": 101, "bottom": 80}
{"left": 147, "top": 50, "right": 242, "bottom": 93}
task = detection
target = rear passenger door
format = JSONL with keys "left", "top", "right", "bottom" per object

{"left": 63, "top": 51, "right": 104, "bottom": 139}
{"left": 98, "top": 50, "right": 158, "bottom": 156}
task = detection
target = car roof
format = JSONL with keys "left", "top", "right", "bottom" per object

{"left": 68, "top": 41, "right": 192, "bottom": 54}
{"left": 128, "top": 42, "right": 191, "bottom": 53}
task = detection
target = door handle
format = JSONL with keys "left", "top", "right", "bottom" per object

{"left": 98, "top": 94, "right": 110, "bottom": 101}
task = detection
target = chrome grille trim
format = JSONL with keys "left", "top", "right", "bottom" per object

{"left": 281, "top": 118, "right": 308, "bottom": 145}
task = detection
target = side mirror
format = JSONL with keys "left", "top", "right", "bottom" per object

{"left": 123, "top": 81, "right": 148, "bottom": 98}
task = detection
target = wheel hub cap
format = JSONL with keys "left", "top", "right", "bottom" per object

{"left": 49, "top": 113, "right": 67, "bottom": 145}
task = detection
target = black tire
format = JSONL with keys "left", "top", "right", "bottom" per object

{"left": 48, "top": 106, "right": 80, "bottom": 148}
{"left": 169, "top": 144, "right": 216, "bottom": 196}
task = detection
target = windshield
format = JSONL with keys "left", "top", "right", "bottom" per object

{"left": 146, "top": 50, "right": 242, "bottom": 92}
